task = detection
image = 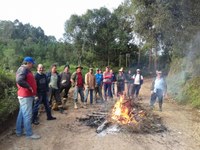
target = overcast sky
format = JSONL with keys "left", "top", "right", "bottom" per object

{"left": 0, "top": 0, "right": 124, "bottom": 40}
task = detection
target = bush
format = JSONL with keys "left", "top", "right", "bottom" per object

{"left": 0, "top": 69, "right": 18, "bottom": 122}
{"left": 182, "top": 77, "right": 200, "bottom": 108}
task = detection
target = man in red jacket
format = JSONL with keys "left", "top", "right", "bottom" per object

{"left": 16, "top": 56, "right": 41, "bottom": 140}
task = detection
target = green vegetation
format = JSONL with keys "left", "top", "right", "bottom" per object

{"left": 0, "top": 69, "right": 18, "bottom": 122}
{"left": 1, "top": 0, "right": 200, "bottom": 123}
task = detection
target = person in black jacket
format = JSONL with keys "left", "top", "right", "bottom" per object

{"left": 32, "top": 64, "right": 56, "bottom": 125}
{"left": 46, "top": 64, "right": 64, "bottom": 113}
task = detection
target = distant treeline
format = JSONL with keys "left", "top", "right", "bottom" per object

{"left": 1, "top": 0, "right": 200, "bottom": 107}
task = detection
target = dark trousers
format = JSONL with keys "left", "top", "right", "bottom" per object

{"left": 150, "top": 89, "right": 163, "bottom": 107}
{"left": 117, "top": 82, "right": 125, "bottom": 96}
{"left": 60, "top": 85, "right": 71, "bottom": 99}
{"left": 49, "top": 88, "right": 62, "bottom": 105}
{"left": 32, "top": 92, "right": 53, "bottom": 122}
{"left": 133, "top": 84, "right": 141, "bottom": 97}
{"left": 103, "top": 83, "right": 112, "bottom": 100}
{"left": 95, "top": 85, "right": 103, "bottom": 100}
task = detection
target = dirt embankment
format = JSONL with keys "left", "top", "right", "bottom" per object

{"left": 0, "top": 78, "right": 200, "bottom": 150}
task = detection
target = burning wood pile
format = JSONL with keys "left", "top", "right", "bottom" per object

{"left": 78, "top": 94, "right": 167, "bottom": 134}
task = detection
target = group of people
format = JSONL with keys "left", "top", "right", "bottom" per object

{"left": 15, "top": 56, "right": 167, "bottom": 140}
{"left": 15, "top": 57, "right": 73, "bottom": 139}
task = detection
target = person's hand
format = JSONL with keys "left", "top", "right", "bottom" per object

{"left": 34, "top": 96, "right": 39, "bottom": 101}
{"left": 29, "top": 87, "right": 33, "bottom": 93}
{"left": 151, "top": 91, "right": 154, "bottom": 94}
{"left": 163, "top": 93, "right": 168, "bottom": 98}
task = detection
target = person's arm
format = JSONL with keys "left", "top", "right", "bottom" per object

{"left": 140, "top": 75, "right": 144, "bottom": 85}
{"left": 16, "top": 66, "right": 30, "bottom": 89}
{"left": 163, "top": 78, "right": 167, "bottom": 96}
{"left": 70, "top": 72, "right": 76, "bottom": 86}
{"left": 150, "top": 78, "right": 155, "bottom": 94}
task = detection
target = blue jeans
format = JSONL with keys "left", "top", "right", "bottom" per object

{"left": 103, "top": 83, "right": 112, "bottom": 100}
{"left": 32, "top": 93, "right": 52, "bottom": 121}
{"left": 85, "top": 88, "right": 94, "bottom": 104}
{"left": 16, "top": 96, "right": 34, "bottom": 136}
{"left": 111, "top": 82, "right": 115, "bottom": 97}
{"left": 73, "top": 86, "right": 85, "bottom": 103}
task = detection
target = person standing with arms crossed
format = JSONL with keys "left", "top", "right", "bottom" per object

{"left": 103, "top": 66, "right": 112, "bottom": 101}
{"left": 16, "top": 56, "right": 41, "bottom": 139}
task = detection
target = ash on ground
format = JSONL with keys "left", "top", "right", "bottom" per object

{"left": 78, "top": 101, "right": 167, "bottom": 134}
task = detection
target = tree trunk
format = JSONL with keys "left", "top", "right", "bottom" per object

{"left": 154, "top": 48, "right": 157, "bottom": 71}
{"left": 137, "top": 49, "right": 141, "bottom": 66}
{"left": 148, "top": 49, "right": 152, "bottom": 71}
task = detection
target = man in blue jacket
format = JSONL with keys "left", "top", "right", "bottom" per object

{"left": 95, "top": 68, "right": 103, "bottom": 103}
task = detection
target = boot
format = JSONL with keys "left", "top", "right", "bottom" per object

{"left": 159, "top": 104, "right": 162, "bottom": 112}
{"left": 52, "top": 102, "right": 58, "bottom": 111}
{"left": 80, "top": 102, "right": 87, "bottom": 108}
{"left": 58, "top": 104, "right": 64, "bottom": 114}
{"left": 74, "top": 103, "right": 78, "bottom": 109}
{"left": 62, "top": 99, "right": 67, "bottom": 110}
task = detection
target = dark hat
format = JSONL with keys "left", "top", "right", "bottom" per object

{"left": 64, "top": 64, "right": 70, "bottom": 69}
{"left": 23, "top": 56, "right": 35, "bottom": 64}
{"left": 76, "top": 65, "right": 83, "bottom": 69}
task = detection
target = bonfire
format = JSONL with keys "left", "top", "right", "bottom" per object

{"left": 111, "top": 95, "right": 145, "bottom": 126}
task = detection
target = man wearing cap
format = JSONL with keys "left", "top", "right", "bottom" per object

{"left": 126, "top": 69, "right": 134, "bottom": 99}
{"left": 132, "top": 69, "right": 144, "bottom": 100}
{"left": 71, "top": 65, "right": 85, "bottom": 109}
{"left": 116, "top": 68, "right": 125, "bottom": 96}
{"left": 60, "top": 64, "right": 71, "bottom": 109}
{"left": 84, "top": 68, "right": 96, "bottom": 105}
{"left": 95, "top": 68, "right": 103, "bottom": 102}
{"left": 16, "top": 56, "right": 41, "bottom": 139}
{"left": 150, "top": 70, "right": 167, "bottom": 111}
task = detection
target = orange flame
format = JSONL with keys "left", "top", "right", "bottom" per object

{"left": 112, "top": 96, "right": 143, "bottom": 125}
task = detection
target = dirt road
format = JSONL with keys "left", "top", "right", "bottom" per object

{"left": 0, "top": 78, "right": 200, "bottom": 150}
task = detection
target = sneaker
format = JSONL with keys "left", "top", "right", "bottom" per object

{"left": 150, "top": 105, "right": 154, "bottom": 110}
{"left": 74, "top": 103, "right": 78, "bottom": 109}
{"left": 47, "top": 117, "right": 56, "bottom": 120}
{"left": 83, "top": 102, "right": 87, "bottom": 109}
{"left": 32, "top": 120, "right": 40, "bottom": 125}
{"left": 27, "top": 134, "right": 41, "bottom": 140}
{"left": 16, "top": 133, "right": 22, "bottom": 137}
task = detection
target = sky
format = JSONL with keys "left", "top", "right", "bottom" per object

{"left": 0, "top": 0, "right": 124, "bottom": 40}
